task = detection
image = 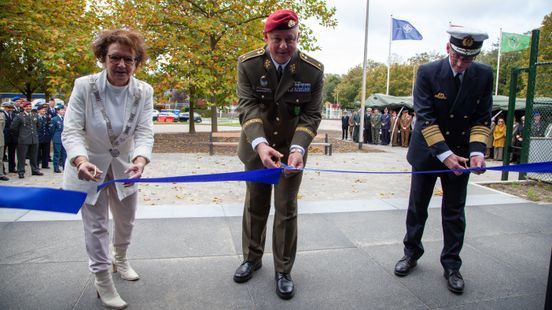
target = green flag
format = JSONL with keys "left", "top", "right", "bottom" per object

{"left": 501, "top": 32, "right": 531, "bottom": 53}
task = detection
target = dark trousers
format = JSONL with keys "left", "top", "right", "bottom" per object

{"left": 342, "top": 127, "right": 348, "bottom": 140}
{"left": 4, "top": 142, "right": 17, "bottom": 172}
{"left": 17, "top": 143, "right": 39, "bottom": 174}
{"left": 381, "top": 129, "right": 390, "bottom": 145}
{"left": 53, "top": 143, "right": 66, "bottom": 171}
{"left": 242, "top": 167, "right": 303, "bottom": 273}
{"left": 403, "top": 169, "right": 470, "bottom": 270}
{"left": 364, "top": 127, "right": 372, "bottom": 144}
{"left": 38, "top": 142, "right": 50, "bottom": 168}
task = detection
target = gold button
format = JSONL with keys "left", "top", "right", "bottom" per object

{"left": 272, "top": 144, "right": 276, "bottom": 147}
{"left": 461, "top": 131, "right": 465, "bottom": 135}
{"left": 445, "top": 131, "right": 450, "bottom": 135}
{"left": 296, "top": 99, "right": 299, "bottom": 103}
{"left": 274, "top": 131, "right": 278, "bottom": 135}
{"left": 484, "top": 122, "right": 488, "bottom": 125}
{"left": 425, "top": 121, "right": 429, "bottom": 125}
{"left": 276, "top": 117, "right": 280, "bottom": 121}
{"left": 464, "top": 115, "right": 468, "bottom": 119}
{"left": 450, "top": 114, "right": 454, "bottom": 118}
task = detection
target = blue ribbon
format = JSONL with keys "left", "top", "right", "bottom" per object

{"left": 282, "top": 161, "right": 552, "bottom": 175}
{"left": 0, "top": 185, "right": 86, "bottom": 214}
{"left": 1, "top": 162, "right": 551, "bottom": 215}
{"left": 96, "top": 168, "right": 283, "bottom": 191}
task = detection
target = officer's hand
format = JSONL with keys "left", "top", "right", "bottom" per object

{"left": 77, "top": 161, "right": 102, "bottom": 182}
{"left": 256, "top": 143, "right": 283, "bottom": 168}
{"left": 285, "top": 152, "right": 304, "bottom": 175}
{"left": 470, "top": 155, "right": 486, "bottom": 175}
{"left": 443, "top": 154, "right": 469, "bottom": 176}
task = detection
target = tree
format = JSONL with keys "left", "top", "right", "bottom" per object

{"left": 323, "top": 73, "right": 341, "bottom": 104}
{"left": 103, "top": 0, "right": 337, "bottom": 133}
{"left": 0, "top": 0, "right": 100, "bottom": 100}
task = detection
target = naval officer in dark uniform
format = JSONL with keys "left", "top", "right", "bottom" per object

{"left": 394, "top": 26, "right": 492, "bottom": 294}
{"left": 233, "top": 9, "right": 323, "bottom": 300}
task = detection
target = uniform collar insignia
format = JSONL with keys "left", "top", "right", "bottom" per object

{"left": 264, "top": 58, "right": 271, "bottom": 70}
{"left": 434, "top": 92, "right": 447, "bottom": 100}
{"left": 290, "top": 63, "right": 296, "bottom": 75}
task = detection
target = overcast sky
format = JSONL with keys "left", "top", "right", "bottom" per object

{"left": 303, "top": 0, "right": 551, "bottom": 74}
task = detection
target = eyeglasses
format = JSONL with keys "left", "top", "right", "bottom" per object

{"left": 450, "top": 50, "right": 475, "bottom": 63}
{"left": 107, "top": 54, "right": 137, "bottom": 65}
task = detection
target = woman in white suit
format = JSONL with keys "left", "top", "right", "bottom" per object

{"left": 62, "top": 29, "right": 154, "bottom": 310}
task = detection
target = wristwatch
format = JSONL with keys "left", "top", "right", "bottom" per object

{"left": 290, "top": 147, "right": 304, "bottom": 156}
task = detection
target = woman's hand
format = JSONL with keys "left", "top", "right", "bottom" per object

{"left": 124, "top": 156, "right": 147, "bottom": 187}
{"left": 77, "top": 161, "right": 102, "bottom": 182}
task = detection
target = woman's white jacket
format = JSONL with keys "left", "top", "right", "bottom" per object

{"left": 62, "top": 70, "right": 154, "bottom": 205}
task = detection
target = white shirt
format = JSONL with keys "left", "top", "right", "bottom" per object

{"left": 105, "top": 80, "right": 129, "bottom": 137}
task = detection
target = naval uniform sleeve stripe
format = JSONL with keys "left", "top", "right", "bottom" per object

{"left": 422, "top": 125, "right": 445, "bottom": 147}
{"left": 296, "top": 127, "right": 316, "bottom": 138}
{"left": 242, "top": 118, "right": 263, "bottom": 129}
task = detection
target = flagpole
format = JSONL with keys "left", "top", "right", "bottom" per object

{"left": 359, "top": 0, "right": 370, "bottom": 149}
{"left": 495, "top": 28, "right": 502, "bottom": 96}
{"left": 386, "top": 14, "right": 392, "bottom": 95}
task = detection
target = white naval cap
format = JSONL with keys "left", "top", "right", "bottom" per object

{"left": 446, "top": 26, "right": 489, "bottom": 56}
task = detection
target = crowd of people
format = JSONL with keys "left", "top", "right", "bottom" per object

{"left": 1, "top": 98, "right": 66, "bottom": 180}
{"left": 341, "top": 107, "right": 416, "bottom": 147}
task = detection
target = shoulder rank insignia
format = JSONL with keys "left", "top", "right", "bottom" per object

{"left": 300, "top": 52, "right": 323, "bottom": 71}
{"left": 239, "top": 48, "right": 265, "bottom": 63}
{"left": 434, "top": 92, "right": 447, "bottom": 100}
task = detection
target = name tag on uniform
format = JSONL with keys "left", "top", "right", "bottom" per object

{"left": 255, "top": 87, "right": 272, "bottom": 93}
{"left": 288, "top": 82, "right": 311, "bottom": 93}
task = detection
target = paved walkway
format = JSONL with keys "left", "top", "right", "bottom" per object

{"left": 0, "top": 121, "right": 550, "bottom": 309}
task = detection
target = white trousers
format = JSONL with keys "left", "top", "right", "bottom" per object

{"left": 81, "top": 168, "right": 137, "bottom": 273}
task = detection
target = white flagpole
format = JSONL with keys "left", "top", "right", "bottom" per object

{"left": 359, "top": 0, "right": 370, "bottom": 148}
{"left": 495, "top": 28, "right": 502, "bottom": 96}
{"left": 386, "top": 15, "right": 392, "bottom": 95}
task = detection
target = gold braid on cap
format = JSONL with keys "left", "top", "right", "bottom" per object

{"left": 296, "top": 127, "right": 316, "bottom": 138}
{"left": 421, "top": 125, "right": 445, "bottom": 147}
{"left": 242, "top": 118, "right": 263, "bottom": 129}
{"left": 470, "top": 125, "right": 491, "bottom": 145}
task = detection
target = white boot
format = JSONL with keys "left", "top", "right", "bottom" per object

{"left": 112, "top": 246, "right": 140, "bottom": 281}
{"left": 94, "top": 270, "right": 128, "bottom": 309}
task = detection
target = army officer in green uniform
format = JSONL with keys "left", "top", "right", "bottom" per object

{"left": 233, "top": 9, "right": 323, "bottom": 300}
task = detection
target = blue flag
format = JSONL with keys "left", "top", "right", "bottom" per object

{"left": 392, "top": 18, "right": 423, "bottom": 40}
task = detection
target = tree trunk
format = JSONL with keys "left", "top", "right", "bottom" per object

{"left": 188, "top": 88, "right": 196, "bottom": 134}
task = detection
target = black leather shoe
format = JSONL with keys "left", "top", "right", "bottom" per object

{"left": 444, "top": 269, "right": 464, "bottom": 294}
{"left": 0, "top": 176, "right": 9, "bottom": 181}
{"left": 233, "top": 261, "right": 262, "bottom": 283}
{"left": 32, "top": 171, "right": 43, "bottom": 176}
{"left": 394, "top": 255, "right": 417, "bottom": 276}
{"left": 54, "top": 169, "right": 62, "bottom": 173}
{"left": 275, "top": 272, "right": 295, "bottom": 300}
{"left": 18, "top": 173, "right": 24, "bottom": 179}
{"left": 42, "top": 166, "right": 50, "bottom": 169}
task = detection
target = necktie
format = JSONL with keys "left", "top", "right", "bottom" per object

{"left": 451, "top": 73, "right": 462, "bottom": 102}
{"left": 455, "top": 74, "right": 462, "bottom": 94}
{"left": 277, "top": 65, "right": 283, "bottom": 81}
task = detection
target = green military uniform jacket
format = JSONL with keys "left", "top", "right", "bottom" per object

{"left": 10, "top": 112, "right": 39, "bottom": 145}
{"left": 236, "top": 46, "right": 324, "bottom": 167}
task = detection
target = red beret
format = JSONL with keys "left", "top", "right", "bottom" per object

{"left": 21, "top": 101, "right": 31, "bottom": 107}
{"left": 264, "top": 10, "right": 298, "bottom": 33}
